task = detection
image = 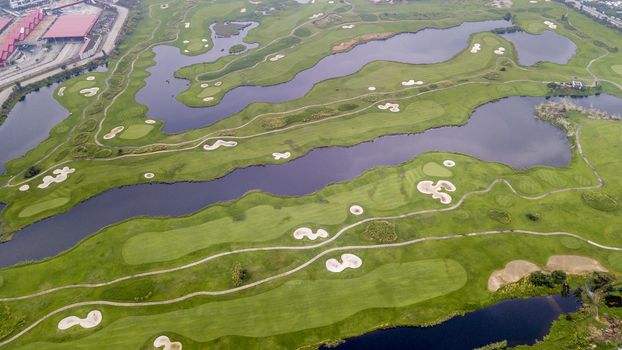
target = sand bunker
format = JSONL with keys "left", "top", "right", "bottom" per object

{"left": 79, "top": 87, "right": 99, "bottom": 97}
{"left": 240, "top": 7, "right": 247, "bottom": 13}
{"left": 57, "top": 87, "right": 65, "bottom": 96}
{"left": 488, "top": 256, "right": 608, "bottom": 291}
{"left": 326, "top": 253, "right": 362, "bottom": 272}
{"left": 202, "top": 38, "right": 208, "bottom": 42}
{"left": 184, "top": 49, "right": 189, "bottom": 53}
{"left": 200, "top": 83, "right": 209, "bottom": 88}
{"left": 103, "top": 126, "right": 124, "bottom": 140}
{"left": 249, "top": 0, "right": 262, "bottom": 4}
{"left": 417, "top": 180, "right": 456, "bottom": 204}
{"left": 293, "top": 227, "right": 329, "bottom": 240}
{"left": 494, "top": 47, "right": 506, "bottom": 55}
{"left": 203, "top": 140, "right": 237, "bottom": 151}
{"left": 341, "top": 24, "right": 355, "bottom": 29}
{"left": 160, "top": 3, "right": 169, "bottom": 9}
{"left": 19, "top": 184, "right": 30, "bottom": 192}
{"left": 86, "top": 76, "right": 95, "bottom": 81}
{"left": 309, "top": 13, "right": 324, "bottom": 20}
{"left": 546, "top": 255, "right": 607, "bottom": 274}
{"left": 183, "top": 40, "right": 189, "bottom": 44}
{"left": 269, "top": 54, "right": 285, "bottom": 62}
{"left": 202, "top": 97, "right": 214, "bottom": 102}
{"left": 38, "top": 167, "right": 75, "bottom": 189}
{"left": 529, "top": 0, "right": 538, "bottom": 3}
{"left": 205, "top": 44, "right": 209, "bottom": 48}
{"left": 443, "top": 160, "right": 456, "bottom": 167}
{"left": 145, "top": 119, "right": 156, "bottom": 124}
{"left": 378, "top": 102, "right": 400, "bottom": 113}
{"left": 470, "top": 43, "right": 481, "bottom": 53}
{"left": 401, "top": 79, "right": 424, "bottom": 86}
{"left": 272, "top": 152, "right": 291, "bottom": 160}
{"left": 491, "top": 0, "right": 512, "bottom": 8}
{"left": 184, "top": 22, "right": 190, "bottom": 28}
{"left": 488, "top": 260, "right": 540, "bottom": 292}
{"left": 368, "top": 86, "right": 376, "bottom": 91}
{"left": 544, "top": 20, "right": 557, "bottom": 30}
{"left": 58, "top": 310, "right": 102, "bottom": 330}
{"left": 144, "top": 172, "right": 155, "bottom": 179}
{"left": 349, "top": 205, "right": 364, "bottom": 215}
{"left": 154, "top": 336, "right": 182, "bottom": 350}
{"left": 214, "top": 81, "right": 222, "bottom": 87}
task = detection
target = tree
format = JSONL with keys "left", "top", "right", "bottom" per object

{"left": 551, "top": 270, "right": 567, "bottom": 284}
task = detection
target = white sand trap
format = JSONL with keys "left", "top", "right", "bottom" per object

{"left": 368, "top": 86, "right": 376, "bottom": 91}
{"left": 249, "top": 0, "right": 262, "bottom": 4}
{"left": 326, "top": 253, "right": 362, "bottom": 273}
{"left": 443, "top": 160, "right": 456, "bottom": 167}
{"left": 494, "top": 47, "right": 506, "bottom": 55}
{"left": 57, "top": 87, "right": 65, "bottom": 96}
{"left": 240, "top": 7, "right": 247, "bottom": 13}
{"left": 488, "top": 260, "right": 540, "bottom": 292}
{"left": 19, "top": 184, "right": 30, "bottom": 192}
{"left": 309, "top": 13, "right": 324, "bottom": 20}
{"left": 417, "top": 180, "right": 456, "bottom": 204}
{"left": 546, "top": 255, "right": 607, "bottom": 274}
{"left": 79, "top": 87, "right": 99, "bottom": 97}
{"left": 529, "top": 0, "right": 538, "bottom": 3}
{"left": 349, "top": 205, "right": 364, "bottom": 215}
{"left": 103, "top": 126, "right": 125, "bottom": 140}
{"left": 204, "top": 44, "right": 209, "bottom": 48}
{"left": 154, "top": 336, "right": 182, "bottom": 350}
{"left": 203, "top": 97, "right": 214, "bottom": 102}
{"left": 200, "top": 83, "right": 209, "bottom": 88}
{"left": 144, "top": 172, "right": 155, "bottom": 179}
{"left": 202, "top": 38, "right": 208, "bottom": 42}
{"left": 470, "top": 43, "right": 481, "bottom": 53}
{"left": 184, "top": 49, "right": 189, "bottom": 53}
{"left": 184, "top": 22, "right": 190, "bottom": 28}
{"left": 377, "top": 102, "right": 400, "bottom": 113}
{"left": 272, "top": 152, "right": 291, "bottom": 160}
{"left": 38, "top": 167, "right": 75, "bottom": 189}
{"left": 269, "top": 54, "right": 285, "bottom": 62}
{"left": 86, "top": 76, "right": 95, "bottom": 81}
{"left": 214, "top": 81, "right": 222, "bottom": 87}
{"left": 160, "top": 3, "right": 169, "bottom": 9}
{"left": 58, "top": 310, "right": 102, "bottom": 330}
{"left": 145, "top": 119, "right": 156, "bottom": 124}
{"left": 543, "top": 20, "right": 557, "bottom": 29}
{"left": 341, "top": 24, "right": 355, "bottom": 29}
{"left": 183, "top": 40, "right": 189, "bottom": 44}
{"left": 401, "top": 79, "right": 424, "bottom": 86}
{"left": 203, "top": 140, "right": 237, "bottom": 151}
{"left": 293, "top": 227, "right": 329, "bottom": 240}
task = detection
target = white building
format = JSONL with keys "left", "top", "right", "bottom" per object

{"left": 9, "top": 0, "right": 53, "bottom": 10}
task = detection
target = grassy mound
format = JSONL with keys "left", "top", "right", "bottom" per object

{"left": 363, "top": 221, "right": 398, "bottom": 243}
{"left": 581, "top": 191, "right": 619, "bottom": 212}
{"left": 487, "top": 209, "right": 512, "bottom": 224}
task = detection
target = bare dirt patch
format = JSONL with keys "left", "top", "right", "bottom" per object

{"left": 488, "top": 260, "right": 540, "bottom": 292}
{"left": 545, "top": 255, "right": 607, "bottom": 274}
{"left": 333, "top": 32, "right": 395, "bottom": 53}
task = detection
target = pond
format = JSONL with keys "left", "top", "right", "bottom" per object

{"left": 502, "top": 30, "right": 577, "bottom": 66}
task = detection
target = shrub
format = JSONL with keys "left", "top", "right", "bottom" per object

{"left": 363, "top": 221, "right": 397, "bottom": 243}
{"left": 551, "top": 270, "right": 567, "bottom": 284}
{"left": 529, "top": 271, "right": 554, "bottom": 288}
{"left": 229, "top": 44, "right": 246, "bottom": 54}
{"left": 231, "top": 262, "right": 248, "bottom": 287}
{"left": 581, "top": 191, "right": 618, "bottom": 212}
{"left": 294, "top": 27, "right": 311, "bottom": 37}
{"left": 24, "top": 166, "right": 41, "bottom": 179}
{"left": 0, "top": 305, "right": 25, "bottom": 340}
{"left": 488, "top": 209, "right": 512, "bottom": 224}
{"left": 526, "top": 212, "right": 541, "bottom": 221}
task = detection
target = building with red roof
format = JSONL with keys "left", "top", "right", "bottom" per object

{"left": 0, "top": 9, "right": 44, "bottom": 67}
{"left": 43, "top": 14, "right": 98, "bottom": 39}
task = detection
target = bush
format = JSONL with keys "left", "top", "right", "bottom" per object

{"left": 581, "top": 191, "right": 618, "bottom": 212}
{"left": 231, "top": 262, "right": 248, "bottom": 287}
{"left": 487, "top": 209, "right": 512, "bottom": 224}
{"left": 526, "top": 212, "right": 541, "bottom": 221}
{"left": 294, "top": 27, "right": 311, "bottom": 37}
{"left": 551, "top": 270, "right": 567, "bottom": 284}
{"left": 363, "top": 221, "right": 397, "bottom": 243}
{"left": 228, "top": 44, "right": 246, "bottom": 54}
{"left": 24, "top": 166, "right": 41, "bottom": 179}
{"left": 0, "top": 305, "right": 25, "bottom": 340}
{"left": 529, "top": 271, "right": 554, "bottom": 288}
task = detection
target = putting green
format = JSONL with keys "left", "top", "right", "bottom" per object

{"left": 197, "top": 87, "right": 221, "bottom": 98}
{"left": 23, "top": 259, "right": 467, "bottom": 349}
{"left": 422, "top": 162, "right": 453, "bottom": 177}
{"left": 18, "top": 198, "right": 70, "bottom": 218}
{"left": 119, "top": 125, "right": 154, "bottom": 140}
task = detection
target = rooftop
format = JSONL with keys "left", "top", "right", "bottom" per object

{"left": 42, "top": 14, "right": 98, "bottom": 39}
